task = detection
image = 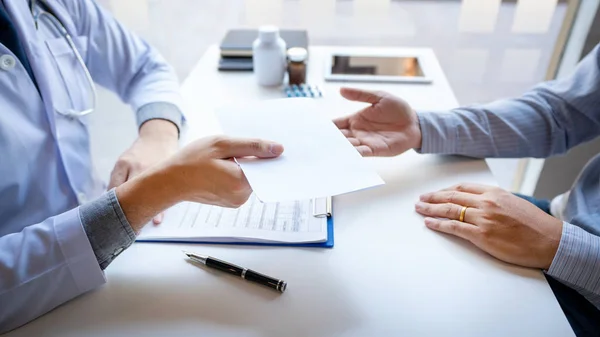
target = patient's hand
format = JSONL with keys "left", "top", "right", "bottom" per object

{"left": 415, "top": 183, "right": 563, "bottom": 270}
{"left": 333, "top": 88, "right": 422, "bottom": 157}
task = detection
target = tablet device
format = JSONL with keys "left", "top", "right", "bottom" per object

{"left": 324, "top": 52, "right": 432, "bottom": 84}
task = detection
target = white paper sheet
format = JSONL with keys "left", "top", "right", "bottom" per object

{"left": 137, "top": 194, "right": 328, "bottom": 243}
{"left": 216, "top": 98, "right": 385, "bottom": 202}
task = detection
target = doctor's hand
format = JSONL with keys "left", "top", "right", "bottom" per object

{"left": 108, "top": 120, "right": 179, "bottom": 224}
{"left": 334, "top": 88, "right": 422, "bottom": 157}
{"left": 414, "top": 183, "right": 563, "bottom": 270}
{"left": 115, "top": 136, "right": 284, "bottom": 233}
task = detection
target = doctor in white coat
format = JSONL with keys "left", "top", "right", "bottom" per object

{"left": 0, "top": 0, "right": 284, "bottom": 333}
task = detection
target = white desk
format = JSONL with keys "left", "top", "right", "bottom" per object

{"left": 7, "top": 46, "right": 574, "bottom": 337}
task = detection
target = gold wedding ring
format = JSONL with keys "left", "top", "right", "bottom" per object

{"left": 459, "top": 206, "right": 468, "bottom": 222}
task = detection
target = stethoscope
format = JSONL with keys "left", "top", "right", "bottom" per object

{"left": 29, "top": 0, "right": 96, "bottom": 118}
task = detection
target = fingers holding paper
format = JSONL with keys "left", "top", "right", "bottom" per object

{"left": 161, "top": 136, "right": 284, "bottom": 209}
{"left": 214, "top": 137, "right": 284, "bottom": 159}
{"left": 116, "top": 136, "right": 284, "bottom": 232}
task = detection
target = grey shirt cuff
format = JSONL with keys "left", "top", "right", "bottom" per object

{"left": 136, "top": 102, "right": 184, "bottom": 135}
{"left": 546, "top": 222, "right": 600, "bottom": 309}
{"left": 79, "top": 189, "right": 136, "bottom": 270}
{"left": 415, "top": 111, "right": 459, "bottom": 154}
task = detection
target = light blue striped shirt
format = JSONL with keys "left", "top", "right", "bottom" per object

{"left": 417, "top": 44, "right": 600, "bottom": 310}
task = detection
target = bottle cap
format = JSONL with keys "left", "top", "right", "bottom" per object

{"left": 287, "top": 47, "right": 307, "bottom": 62}
{"left": 258, "top": 25, "right": 280, "bottom": 43}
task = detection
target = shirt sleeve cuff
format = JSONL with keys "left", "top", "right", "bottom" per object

{"left": 415, "top": 111, "right": 459, "bottom": 154}
{"left": 136, "top": 102, "right": 185, "bottom": 135}
{"left": 547, "top": 222, "right": 600, "bottom": 298}
{"left": 79, "top": 189, "right": 137, "bottom": 270}
{"left": 55, "top": 208, "right": 106, "bottom": 291}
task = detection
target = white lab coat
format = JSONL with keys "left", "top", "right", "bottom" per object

{"left": 0, "top": 0, "right": 182, "bottom": 332}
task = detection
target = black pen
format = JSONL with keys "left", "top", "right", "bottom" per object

{"left": 183, "top": 251, "right": 287, "bottom": 293}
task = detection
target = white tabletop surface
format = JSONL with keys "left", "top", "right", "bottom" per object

{"left": 8, "top": 46, "right": 574, "bottom": 337}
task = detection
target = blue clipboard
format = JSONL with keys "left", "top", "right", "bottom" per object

{"left": 137, "top": 216, "right": 334, "bottom": 248}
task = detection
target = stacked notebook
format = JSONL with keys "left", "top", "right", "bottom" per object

{"left": 218, "top": 29, "right": 309, "bottom": 71}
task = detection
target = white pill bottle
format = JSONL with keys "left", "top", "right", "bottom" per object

{"left": 253, "top": 25, "right": 287, "bottom": 86}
